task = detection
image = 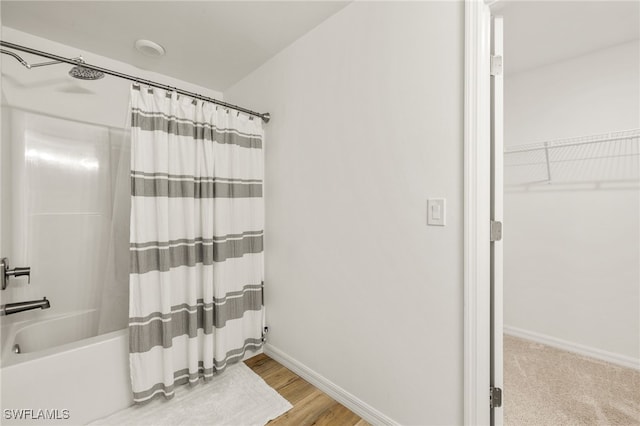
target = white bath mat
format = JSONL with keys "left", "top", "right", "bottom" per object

{"left": 90, "top": 362, "right": 292, "bottom": 426}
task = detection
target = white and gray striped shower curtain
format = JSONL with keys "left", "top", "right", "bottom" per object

{"left": 128, "top": 85, "right": 264, "bottom": 403}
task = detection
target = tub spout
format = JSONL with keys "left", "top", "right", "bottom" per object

{"left": 1, "top": 297, "right": 50, "bottom": 316}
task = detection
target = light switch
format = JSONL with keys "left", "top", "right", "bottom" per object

{"left": 427, "top": 198, "right": 446, "bottom": 226}
{"left": 432, "top": 204, "right": 441, "bottom": 220}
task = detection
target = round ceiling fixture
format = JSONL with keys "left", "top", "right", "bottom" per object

{"left": 134, "top": 39, "right": 166, "bottom": 57}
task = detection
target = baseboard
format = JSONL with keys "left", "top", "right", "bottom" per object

{"left": 504, "top": 326, "right": 640, "bottom": 371}
{"left": 264, "top": 344, "right": 398, "bottom": 426}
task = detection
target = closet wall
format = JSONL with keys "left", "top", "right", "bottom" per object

{"left": 504, "top": 40, "right": 639, "bottom": 363}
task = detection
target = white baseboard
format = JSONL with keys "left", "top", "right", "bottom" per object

{"left": 504, "top": 326, "right": 640, "bottom": 371}
{"left": 264, "top": 344, "right": 398, "bottom": 426}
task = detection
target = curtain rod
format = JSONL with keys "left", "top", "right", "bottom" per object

{"left": 0, "top": 40, "right": 270, "bottom": 123}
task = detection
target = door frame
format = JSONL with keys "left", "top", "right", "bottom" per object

{"left": 464, "top": 0, "right": 494, "bottom": 424}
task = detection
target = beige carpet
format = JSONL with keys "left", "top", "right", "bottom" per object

{"left": 504, "top": 334, "right": 640, "bottom": 426}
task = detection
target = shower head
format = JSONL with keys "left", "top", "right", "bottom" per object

{"left": 68, "top": 65, "right": 104, "bottom": 80}
{"left": 1, "top": 49, "right": 104, "bottom": 80}
{"left": 68, "top": 56, "right": 104, "bottom": 80}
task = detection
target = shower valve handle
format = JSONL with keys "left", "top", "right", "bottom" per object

{"left": 8, "top": 267, "right": 31, "bottom": 281}
{"left": 1, "top": 258, "right": 31, "bottom": 290}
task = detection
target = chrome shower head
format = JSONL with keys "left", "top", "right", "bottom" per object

{"left": 1, "top": 49, "right": 105, "bottom": 80}
{"left": 68, "top": 65, "right": 104, "bottom": 80}
{"left": 67, "top": 56, "right": 104, "bottom": 80}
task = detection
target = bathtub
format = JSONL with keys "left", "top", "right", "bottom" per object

{"left": 1, "top": 310, "right": 101, "bottom": 365}
{"left": 0, "top": 312, "right": 132, "bottom": 425}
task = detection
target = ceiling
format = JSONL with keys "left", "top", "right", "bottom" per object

{"left": 0, "top": 1, "right": 350, "bottom": 91}
{"left": 497, "top": 1, "right": 640, "bottom": 75}
{"left": 2, "top": 1, "right": 638, "bottom": 87}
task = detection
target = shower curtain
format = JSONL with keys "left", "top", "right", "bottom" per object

{"left": 128, "top": 85, "right": 264, "bottom": 403}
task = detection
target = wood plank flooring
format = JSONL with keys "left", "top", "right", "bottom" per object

{"left": 245, "top": 353, "right": 370, "bottom": 426}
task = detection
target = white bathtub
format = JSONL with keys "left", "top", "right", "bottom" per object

{"left": 0, "top": 313, "right": 132, "bottom": 425}
{"left": 1, "top": 310, "right": 101, "bottom": 366}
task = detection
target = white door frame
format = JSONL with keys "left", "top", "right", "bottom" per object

{"left": 464, "top": 0, "right": 493, "bottom": 424}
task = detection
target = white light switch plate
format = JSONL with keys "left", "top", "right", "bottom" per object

{"left": 427, "top": 198, "right": 446, "bottom": 226}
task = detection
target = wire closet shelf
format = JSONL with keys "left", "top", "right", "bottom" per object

{"left": 504, "top": 128, "right": 640, "bottom": 187}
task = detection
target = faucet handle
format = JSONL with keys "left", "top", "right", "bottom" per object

{"left": 2, "top": 258, "right": 31, "bottom": 289}
{"left": 8, "top": 267, "right": 31, "bottom": 283}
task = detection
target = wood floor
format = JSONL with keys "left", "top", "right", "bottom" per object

{"left": 245, "top": 353, "right": 370, "bottom": 426}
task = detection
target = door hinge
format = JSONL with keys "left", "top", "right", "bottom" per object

{"left": 490, "top": 55, "right": 503, "bottom": 76}
{"left": 490, "top": 386, "right": 503, "bottom": 408}
{"left": 490, "top": 220, "right": 502, "bottom": 242}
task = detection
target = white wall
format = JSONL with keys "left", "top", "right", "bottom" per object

{"left": 505, "top": 41, "right": 639, "bottom": 143}
{"left": 504, "top": 41, "right": 640, "bottom": 362}
{"left": 1, "top": 99, "right": 9, "bottom": 260}
{"left": 225, "top": 2, "right": 464, "bottom": 424}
